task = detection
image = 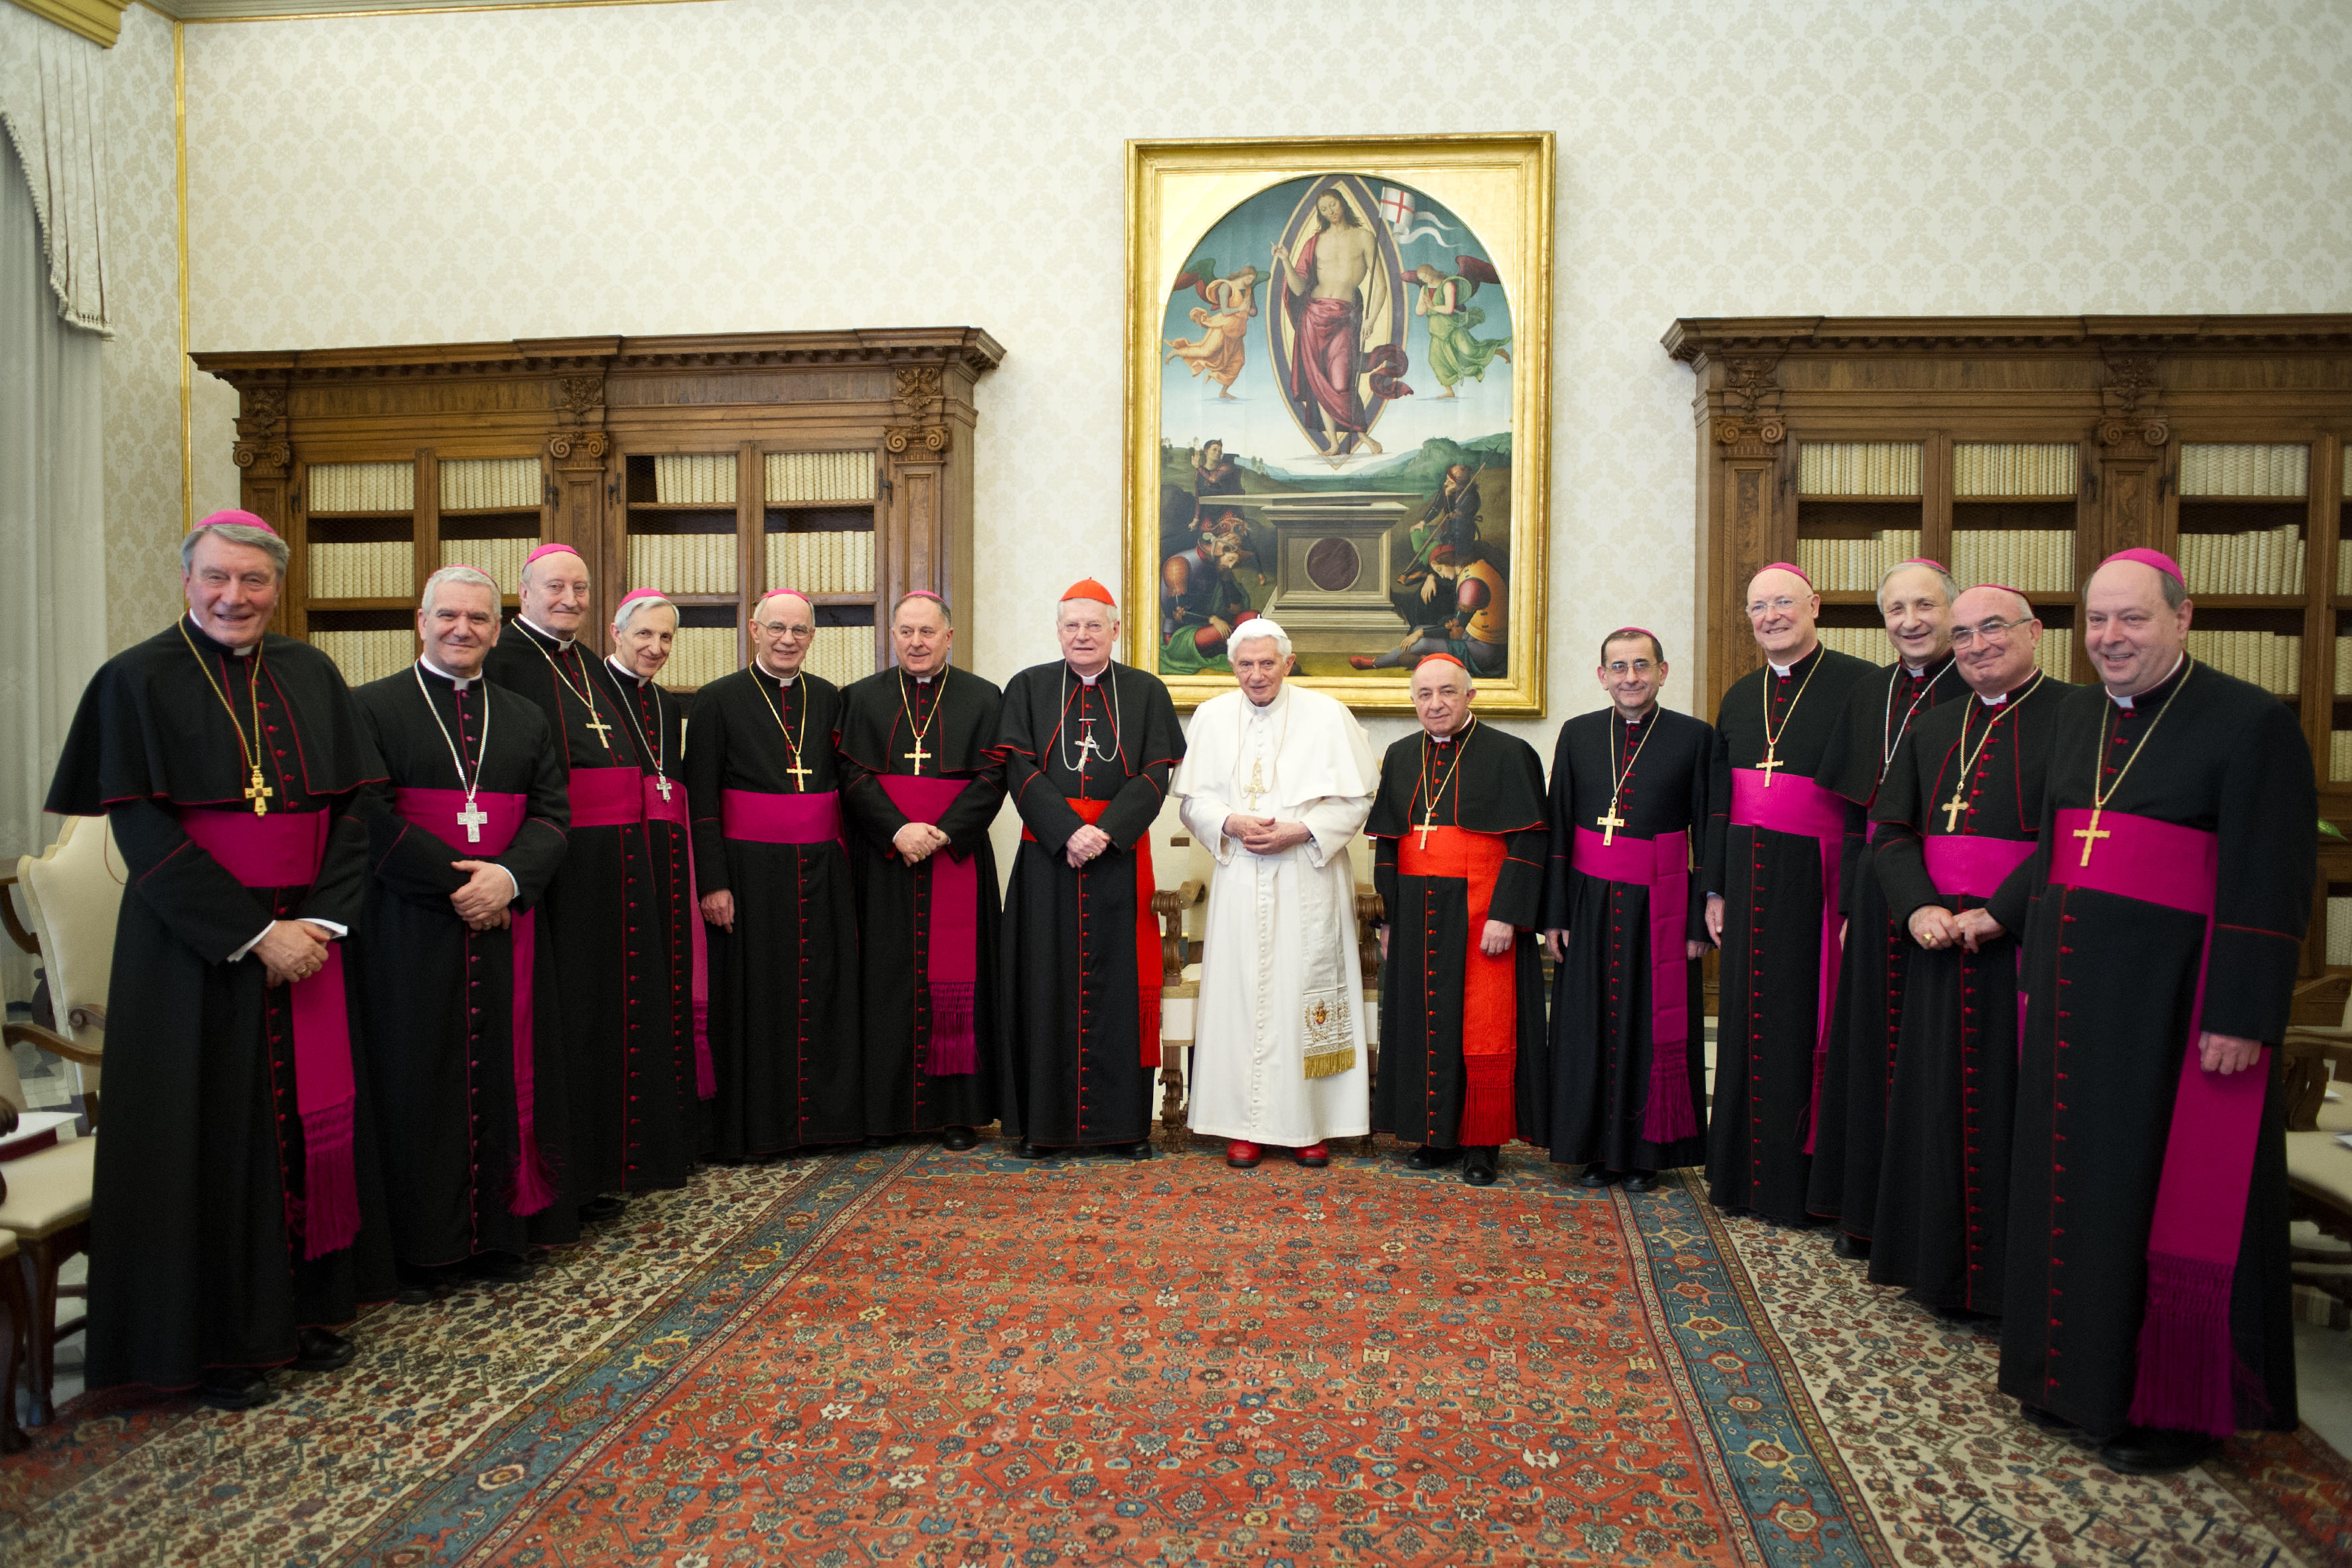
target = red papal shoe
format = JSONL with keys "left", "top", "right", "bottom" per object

{"left": 1294, "top": 1142, "right": 1331, "bottom": 1168}
{"left": 1347, "top": 656, "right": 1379, "bottom": 670}
{"left": 1225, "top": 1140, "right": 1263, "bottom": 1168}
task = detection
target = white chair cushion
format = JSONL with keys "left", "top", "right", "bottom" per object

{"left": 18, "top": 815, "right": 121, "bottom": 1067}
{"left": 0, "top": 1135, "right": 94, "bottom": 1238}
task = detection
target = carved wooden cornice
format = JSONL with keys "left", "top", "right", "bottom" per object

{"left": 1665, "top": 314, "right": 2352, "bottom": 361}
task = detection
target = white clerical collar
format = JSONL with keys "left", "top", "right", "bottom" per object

{"left": 913, "top": 673, "right": 934, "bottom": 685}
{"left": 760, "top": 665, "right": 798, "bottom": 686}
{"left": 606, "top": 655, "right": 645, "bottom": 686}
{"left": 1905, "top": 663, "right": 1926, "bottom": 678}
{"left": 2108, "top": 653, "right": 2186, "bottom": 710}
{"left": 1978, "top": 689, "right": 2009, "bottom": 706}
{"left": 1071, "top": 665, "right": 1105, "bottom": 686}
{"left": 1766, "top": 643, "right": 1820, "bottom": 679}
{"left": 1245, "top": 686, "right": 1287, "bottom": 716}
{"left": 190, "top": 613, "right": 260, "bottom": 656}
{"left": 519, "top": 614, "right": 574, "bottom": 651}
{"left": 418, "top": 655, "right": 477, "bottom": 690}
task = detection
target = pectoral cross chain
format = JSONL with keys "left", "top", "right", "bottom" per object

{"left": 1595, "top": 805, "right": 1627, "bottom": 846}
{"left": 2072, "top": 805, "right": 2110, "bottom": 867}
{"left": 457, "top": 799, "right": 489, "bottom": 843}
{"left": 245, "top": 766, "right": 274, "bottom": 817}
{"left": 1941, "top": 791, "right": 1969, "bottom": 832}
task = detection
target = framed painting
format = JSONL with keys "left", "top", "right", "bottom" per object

{"left": 1125, "top": 133, "right": 1553, "bottom": 716}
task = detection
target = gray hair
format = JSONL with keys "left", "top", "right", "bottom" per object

{"left": 1876, "top": 560, "right": 1960, "bottom": 611}
{"left": 181, "top": 522, "right": 288, "bottom": 578}
{"left": 1228, "top": 619, "right": 1292, "bottom": 661}
{"left": 613, "top": 593, "right": 680, "bottom": 637}
{"left": 421, "top": 564, "right": 499, "bottom": 611}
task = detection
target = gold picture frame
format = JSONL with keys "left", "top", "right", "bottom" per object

{"left": 1125, "top": 133, "right": 1553, "bottom": 716}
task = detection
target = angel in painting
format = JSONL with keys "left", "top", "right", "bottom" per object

{"left": 1164, "top": 261, "right": 1261, "bottom": 398}
{"left": 1413, "top": 258, "right": 1511, "bottom": 398}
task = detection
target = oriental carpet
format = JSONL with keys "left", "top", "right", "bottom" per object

{"left": 0, "top": 1144, "right": 2344, "bottom": 1567}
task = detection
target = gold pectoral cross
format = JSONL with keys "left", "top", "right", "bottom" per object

{"left": 1416, "top": 811, "right": 1439, "bottom": 850}
{"left": 245, "top": 766, "right": 274, "bottom": 816}
{"left": 1075, "top": 722, "right": 1103, "bottom": 765}
{"left": 1941, "top": 791, "right": 1969, "bottom": 833}
{"left": 2073, "top": 805, "right": 2110, "bottom": 867}
{"left": 582, "top": 708, "right": 614, "bottom": 746}
{"left": 903, "top": 739, "right": 931, "bottom": 775}
{"left": 1595, "top": 805, "right": 1627, "bottom": 846}
{"left": 1757, "top": 749, "right": 1784, "bottom": 787}
{"left": 785, "top": 758, "right": 813, "bottom": 789}
{"left": 1243, "top": 759, "right": 1267, "bottom": 812}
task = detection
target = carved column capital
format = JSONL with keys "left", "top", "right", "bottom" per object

{"left": 234, "top": 440, "right": 291, "bottom": 479}
{"left": 884, "top": 424, "right": 951, "bottom": 456}
{"left": 2098, "top": 353, "right": 2169, "bottom": 451}
{"left": 546, "top": 430, "right": 609, "bottom": 468}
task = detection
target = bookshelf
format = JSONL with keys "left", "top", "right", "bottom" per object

{"left": 195, "top": 330, "right": 1004, "bottom": 694}
{"left": 1667, "top": 314, "right": 2352, "bottom": 992}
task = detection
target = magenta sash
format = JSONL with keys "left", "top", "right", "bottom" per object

{"left": 643, "top": 777, "right": 714, "bottom": 1099}
{"left": 879, "top": 775, "right": 980, "bottom": 1076}
{"left": 1925, "top": 833, "right": 2039, "bottom": 1047}
{"left": 389, "top": 787, "right": 554, "bottom": 1215}
{"left": 1573, "top": 826, "right": 1695, "bottom": 1142}
{"left": 721, "top": 787, "right": 844, "bottom": 846}
{"left": 567, "top": 766, "right": 645, "bottom": 829}
{"left": 177, "top": 809, "right": 360, "bottom": 1259}
{"left": 2049, "top": 807, "right": 2256, "bottom": 1437}
{"left": 1729, "top": 768, "right": 1847, "bottom": 1151}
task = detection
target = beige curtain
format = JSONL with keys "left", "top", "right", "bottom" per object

{"left": 0, "top": 1, "right": 109, "bottom": 333}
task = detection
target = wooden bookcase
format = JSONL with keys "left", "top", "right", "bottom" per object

{"left": 193, "top": 329, "right": 1005, "bottom": 690}
{"left": 1666, "top": 314, "right": 2352, "bottom": 991}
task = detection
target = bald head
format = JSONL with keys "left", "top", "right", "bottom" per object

{"left": 751, "top": 589, "right": 816, "bottom": 678}
{"left": 1948, "top": 585, "right": 2040, "bottom": 697}
{"left": 1743, "top": 566, "right": 1820, "bottom": 665}
{"left": 517, "top": 547, "right": 590, "bottom": 636}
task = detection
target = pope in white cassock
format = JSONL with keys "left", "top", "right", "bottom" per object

{"left": 1172, "top": 619, "right": 1381, "bottom": 1170}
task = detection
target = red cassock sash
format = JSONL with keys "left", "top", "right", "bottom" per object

{"left": 643, "top": 777, "right": 714, "bottom": 1099}
{"left": 176, "top": 809, "right": 360, "bottom": 1259}
{"left": 1021, "top": 799, "right": 1160, "bottom": 1069}
{"left": 1571, "top": 826, "right": 1694, "bottom": 1143}
{"left": 1399, "top": 824, "right": 1516, "bottom": 1146}
{"left": 2049, "top": 808, "right": 2258, "bottom": 1438}
{"left": 1923, "top": 834, "right": 2036, "bottom": 1044}
{"left": 721, "top": 787, "right": 844, "bottom": 847}
{"left": 878, "top": 775, "right": 980, "bottom": 1077}
{"left": 566, "top": 765, "right": 645, "bottom": 829}
{"left": 1729, "top": 768, "right": 1847, "bottom": 1152}
{"left": 389, "top": 788, "right": 555, "bottom": 1214}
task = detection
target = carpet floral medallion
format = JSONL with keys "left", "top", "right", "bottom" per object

{"left": 1, "top": 1145, "right": 2345, "bottom": 1567}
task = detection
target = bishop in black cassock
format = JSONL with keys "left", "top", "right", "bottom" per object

{"left": 351, "top": 572, "right": 575, "bottom": 1287}
{"left": 1808, "top": 563, "right": 1962, "bottom": 1250}
{"left": 1368, "top": 656, "right": 1549, "bottom": 1186}
{"left": 481, "top": 546, "right": 692, "bottom": 1210}
{"left": 838, "top": 593, "right": 1004, "bottom": 1146}
{"left": 686, "top": 589, "right": 862, "bottom": 1158}
{"left": 1866, "top": 586, "right": 2065, "bottom": 1318}
{"left": 48, "top": 515, "right": 394, "bottom": 1409}
{"left": 1537, "top": 632, "right": 1712, "bottom": 1186}
{"left": 1998, "top": 552, "right": 2309, "bottom": 1473}
{"left": 1703, "top": 566, "right": 1874, "bottom": 1225}
{"left": 994, "top": 582, "right": 1184, "bottom": 1157}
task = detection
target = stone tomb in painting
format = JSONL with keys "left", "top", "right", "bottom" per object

{"left": 1237, "top": 492, "right": 1415, "bottom": 653}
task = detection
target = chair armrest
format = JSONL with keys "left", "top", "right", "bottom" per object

{"left": 1, "top": 1022, "right": 102, "bottom": 1067}
{"left": 65, "top": 1004, "right": 103, "bottom": 1034}
{"left": 0, "top": 872, "right": 37, "bottom": 957}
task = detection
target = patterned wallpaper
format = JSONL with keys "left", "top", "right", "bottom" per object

{"left": 129, "top": 0, "right": 2352, "bottom": 752}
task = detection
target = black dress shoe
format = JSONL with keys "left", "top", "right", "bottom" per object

{"left": 2017, "top": 1401, "right": 2079, "bottom": 1435}
{"left": 861, "top": 1135, "right": 889, "bottom": 1149}
{"left": 1574, "top": 1163, "right": 1617, "bottom": 1189}
{"left": 1010, "top": 1141, "right": 1050, "bottom": 1160}
{"left": 465, "top": 1251, "right": 532, "bottom": 1285}
{"left": 2097, "top": 1425, "right": 2221, "bottom": 1476}
{"left": 941, "top": 1125, "right": 977, "bottom": 1151}
{"left": 1832, "top": 1232, "right": 1873, "bottom": 1261}
{"left": 1406, "top": 1144, "right": 1460, "bottom": 1170}
{"left": 292, "top": 1327, "right": 355, "bottom": 1372}
{"left": 393, "top": 1265, "right": 445, "bottom": 1306}
{"left": 1461, "top": 1146, "right": 1498, "bottom": 1186}
{"left": 1620, "top": 1170, "right": 1659, "bottom": 1193}
{"left": 1109, "top": 1140, "right": 1153, "bottom": 1161}
{"left": 579, "top": 1194, "right": 625, "bottom": 1223}
{"left": 197, "top": 1367, "right": 275, "bottom": 1411}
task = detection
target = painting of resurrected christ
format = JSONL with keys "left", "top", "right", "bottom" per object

{"left": 1133, "top": 135, "right": 1552, "bottom": 714}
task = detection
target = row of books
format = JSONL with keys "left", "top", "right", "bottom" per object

{"left": 652, "top": 454, "right": 736, "bottom": 505}
{"left": 665, "top": 627, "right": 739, "bottom": 690}
{"left": 2335, "top": 635, "right": 2352, "bottom": 697}
{"left": 310, "top": 541, "right": 414, "bottom": 599}
{"left": 804, "top": 625, "right": 878, "bottom": 689}
{"left": 767, "top": 451, "right": 876, "bottom": 503}
{"left": 2180, "top": 443, "right": 2309, "bottom": 499}
{"left": 1952, "top": 442, "right": 2076, "bottom": 498}
{"left": 2332, "top": 734, "right": 2352, "bottom": 787}
{"left": 765, "top": 530, "right": 878, "bottom": 595}
{"left": 310, "top": 461, "right": 414, "bottom": 514}
{"left": 1793, "top": 530, "right": 1924, "bottom": 593}
{"left": 627, "top": 532, "right": 737, "bottom": 595}
{"left": 441, "top": 535, "right": 535, "bottom": 589}
{"left": 2183, "top": 629, "right": 2300, "bottom": 694}
{"left": 2175, "top": 526, "right": 2305, "bottom": 595}
{"left": 2329, "top": 896, "right": 2352, "bottom": 963}
{"left": 1798, "top": 442, "right": 1921, "bottom": 498}
{"left": 1815, "top": 623, "right": 2072, "bottom": 682}
{"left": 1947, "top": 530, "right": 2074, "bottom": 593}
{"left": 312, "top": 629, "right": 414, "bottom": 688}
{"left": 2338, "top": 540, "right": 2352, "bottom": 597}
{"left": 440, "top": 457, "right": 540, "bottom": 511}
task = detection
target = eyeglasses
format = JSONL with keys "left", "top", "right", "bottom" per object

{"left": 1603, "top": 659, "right": 1657, "bottom": 677}
{"left": 1746, "top": 596, "right": 1800, "bottom": 617}
{"left": 1949, "top": 615, "right": 2035, "bottom": 651}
